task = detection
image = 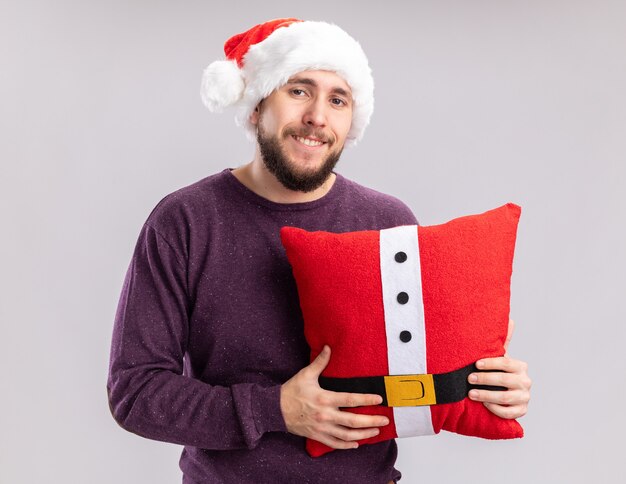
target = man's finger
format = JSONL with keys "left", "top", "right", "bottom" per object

{"left": 476, "top": 356, "right": 527, "bottom": 373}
{"left": 483, "top": 402, "right": 528, "bottom": 419}
{"left": 332, "top": 409, "right": 390, "bottom": 429}
{"left": 330, "top": 391, "right": 383, "bottom": 408}
{"left": 306, "top": 345, "right": 331, "bottom": 376}
{"left": 504, "top": 318, "right": 515, "bottom": 354}
{"left": 327, "top": 424, "right": 381, "bottom": 443}
{"left": 468, "top": 371, "right": 519, "bottom": 389}
{"left": 468, "top": 388, "right": 528, "bottom": 406}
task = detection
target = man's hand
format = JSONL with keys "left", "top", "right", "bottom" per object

{"left": 467, "top": 318, "right": 532, "bottom": 419}
{"left": 280, "top": 345, "right": 389, "bottom": 450}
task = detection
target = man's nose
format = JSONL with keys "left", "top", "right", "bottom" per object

{"left": 302, "top": 99, "right": 327, "bottom": 127}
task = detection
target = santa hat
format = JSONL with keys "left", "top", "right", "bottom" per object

{"left": 200, "top": 18, "right": 374, "bottom": 145}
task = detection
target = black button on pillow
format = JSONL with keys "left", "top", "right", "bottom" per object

{"left": 395, "top": 251, "right": 407, "bottom": 263}
{"left": 399, "top": 330, "right": 412, "bottom": 342}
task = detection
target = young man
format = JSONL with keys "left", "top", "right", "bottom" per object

{"left": 107, "top": 19, "right": 531, "bottom": 483}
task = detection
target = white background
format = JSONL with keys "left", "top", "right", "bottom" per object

{"left": 1, "top": 1, "right": 624, "bottom": 482}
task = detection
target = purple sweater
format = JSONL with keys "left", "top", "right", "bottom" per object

{"left": 107, "top": 168, "right": 418, "bottom": 483}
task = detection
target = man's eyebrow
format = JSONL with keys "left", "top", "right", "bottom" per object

{"left": 331, "top": 86, "right": 351, "bottom": 97}
{"left": 286, "top": 77, "right": 317, "bottom": 87}
{"left": 286, "top": 77, "right": 351, "bottom": 97}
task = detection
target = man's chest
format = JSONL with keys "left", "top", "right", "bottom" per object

{"left": 185, "top": 227, "right": 309, "bottom": 384}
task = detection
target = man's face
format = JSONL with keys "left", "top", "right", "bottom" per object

{"left": 251, "top": 70, "right": 353, "bottom": 192}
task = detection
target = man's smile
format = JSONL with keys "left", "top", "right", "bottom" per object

{"left": 292, "top": 135, "right": 327, "bottom": 148}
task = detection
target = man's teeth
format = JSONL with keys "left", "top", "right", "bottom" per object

{"left": 295, "top": 136, "right": 324, "bottom": 147}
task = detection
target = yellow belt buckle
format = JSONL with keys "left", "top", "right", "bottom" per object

{"left": 384, "top": 374, "right": 437, "bottom": 407}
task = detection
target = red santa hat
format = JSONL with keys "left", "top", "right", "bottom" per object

{"left": 200, "top": 18, "right": 374, "bottom": 145}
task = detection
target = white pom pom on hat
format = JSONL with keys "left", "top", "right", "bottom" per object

{"left": 200, "top": 18, "right": 374, "bottom": 145}
{"left": 200, "top": 59, "right": 244, "bottom": 113}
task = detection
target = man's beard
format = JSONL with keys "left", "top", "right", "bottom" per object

{"left": 256, "top": 125, "right": 344, "bottom": 193}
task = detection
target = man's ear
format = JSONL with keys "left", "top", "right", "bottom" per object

{"left": 250, "top": 103, "right": 261, "bottom": 126}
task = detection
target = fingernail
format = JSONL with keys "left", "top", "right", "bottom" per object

{"left": 382, "top": 418, "right": 390, "bottom": 425}
{"left": 469, "top": 390, "right": 479, "bottom": 399}
{"left": 469, "top": 374, "right": 478, "bottom": 383}
{"left": 476, "top": 360, "right": 485, "bottom": 369}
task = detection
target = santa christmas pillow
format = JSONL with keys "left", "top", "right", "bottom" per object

{"left": 280, "top": 203, "right": 524, "bottom": 457}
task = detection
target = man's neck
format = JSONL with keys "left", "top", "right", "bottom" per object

{"left": 231, "top": 157, "right": 336, "bottom": 204}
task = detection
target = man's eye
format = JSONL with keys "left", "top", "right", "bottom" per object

{"left": 291, "top": 89, "right": 306, "bottom": 96}
{"left": 331, "top": 98, "right": 346, "bottom": 106}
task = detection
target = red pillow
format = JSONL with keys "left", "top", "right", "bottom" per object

{"left": 280, "top": 203, "right": 523, "bottom": 457}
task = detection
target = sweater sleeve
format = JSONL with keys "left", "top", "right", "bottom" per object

{"left": 107, "top": 222, "right": 287, "bottom": 450}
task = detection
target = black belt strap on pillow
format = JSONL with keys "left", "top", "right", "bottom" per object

{"left": 318, "top": 363, "right": 506, "bottom": 407}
